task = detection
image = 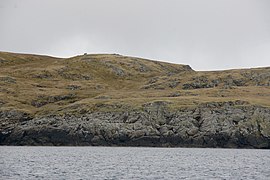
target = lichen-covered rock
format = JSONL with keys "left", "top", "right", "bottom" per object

{"left": 1, "top": 102, "right": 269, "bottom": 148}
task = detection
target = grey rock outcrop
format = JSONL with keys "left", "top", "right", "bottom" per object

{"left": 1, "top": 101, "right": 269, "bottom": 148}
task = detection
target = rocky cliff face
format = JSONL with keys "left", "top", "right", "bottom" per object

{"left": 0, "top": 52, "right": 270, "bottom": 148}
{"left": 1, "top": 101, "right": 270, "bottom": 148}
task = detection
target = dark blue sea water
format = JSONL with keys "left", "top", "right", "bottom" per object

{"left": 0, "top": 146, "right": 269, "bottom": 179}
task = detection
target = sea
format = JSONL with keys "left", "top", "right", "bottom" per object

{"left": 0, "top": 146, "right": 269, "bottom": 179}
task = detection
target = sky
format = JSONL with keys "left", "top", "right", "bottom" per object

{"left": 0, "top": 0, "right": 270, "bottom": 70}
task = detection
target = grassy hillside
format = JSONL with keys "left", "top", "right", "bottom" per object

{"left": 0, "top": 51, "right": 269, "bottom": 117}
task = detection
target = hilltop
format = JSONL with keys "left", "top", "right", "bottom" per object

{"left": 0, "top": 52, "right": 270, "bottom": 148}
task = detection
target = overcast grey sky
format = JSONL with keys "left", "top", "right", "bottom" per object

{"left": 0, "top": 0, "right": 270, "bottom": 70}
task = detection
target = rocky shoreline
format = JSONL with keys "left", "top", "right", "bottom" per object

{"left": 1, "top": 101, "right": 270, "bottom": 148}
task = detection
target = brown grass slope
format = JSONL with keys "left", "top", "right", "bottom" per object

{"left": 0, "top": 51, "right": 270, "bottom": 118}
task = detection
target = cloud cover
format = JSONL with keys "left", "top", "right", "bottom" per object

{"left": 0, "top": 0, "right": 270, "bottom": 70}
